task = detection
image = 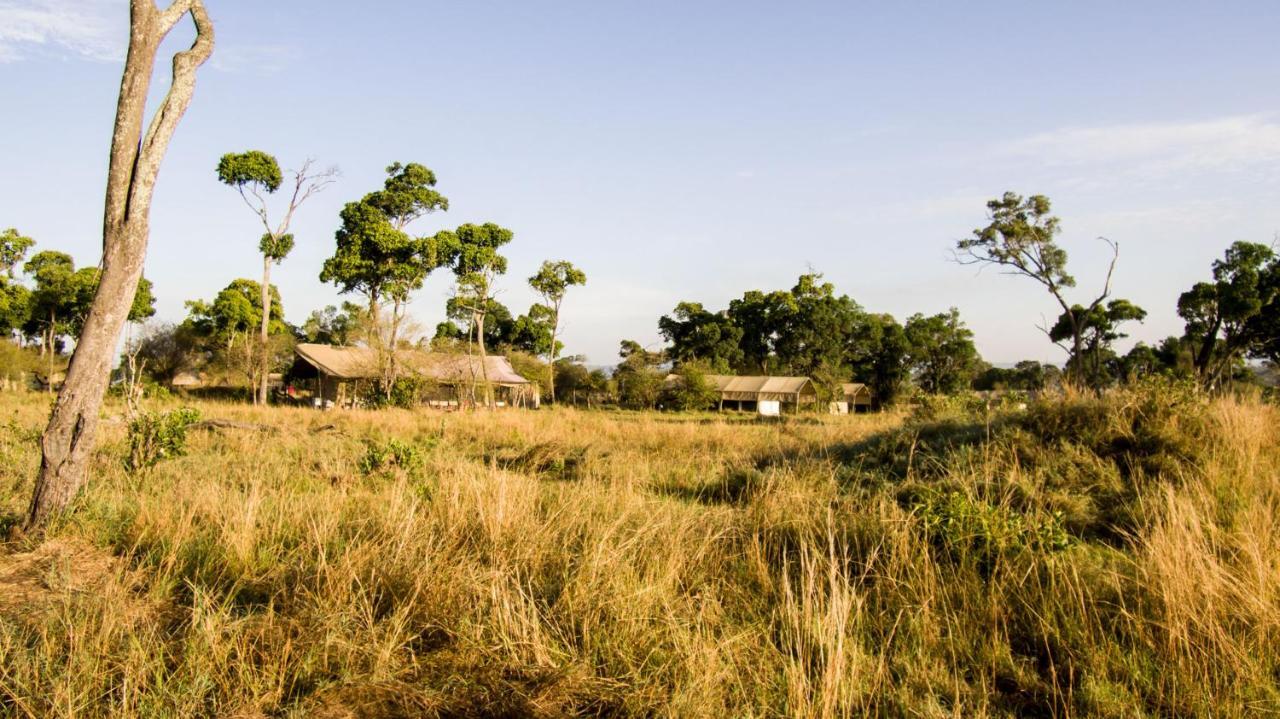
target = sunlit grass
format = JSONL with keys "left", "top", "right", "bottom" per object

{"left": 0, "top": 388, "right": 1275, "bottom": 717}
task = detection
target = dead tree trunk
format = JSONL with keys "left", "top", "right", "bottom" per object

{"left": 26, "top": 0, "right": 213, "bottom": 530}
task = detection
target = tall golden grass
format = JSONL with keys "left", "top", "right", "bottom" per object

{"left": 0, "top": 386, "right": 1275, "bottom": 717}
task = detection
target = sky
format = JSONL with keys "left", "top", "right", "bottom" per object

{"left": 2, "top": 0, "right": 1279, "bottom": 366}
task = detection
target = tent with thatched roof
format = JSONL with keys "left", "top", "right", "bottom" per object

{"left": 289, "top": 343, "right": 537, "bottom": 409}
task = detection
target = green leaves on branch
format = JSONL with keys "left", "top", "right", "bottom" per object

{"left": 216, "top": 151, "right": 283, "bottom": 192}
{"left": 259, "top": 233, "right": 295, "bottom": 262}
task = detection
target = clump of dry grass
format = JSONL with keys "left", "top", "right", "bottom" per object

{"left": 0, "top": 386, "right": 1276, "bottom": 717}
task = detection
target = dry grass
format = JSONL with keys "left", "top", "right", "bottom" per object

{"left": 0, "top": 387, "right": 1276, "bottom": 717}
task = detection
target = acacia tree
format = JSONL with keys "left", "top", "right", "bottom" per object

{"left": 216, "top": 150, "right": 336, "bottom": 405}
{"left": 528, "top": 260, "right": 586, "bottom": 402}
{"left": 433, "top": 223, "right": 512, "bottom": 407}
{"left": 29, "top": 0, "right": 213, "bottom": 529}
{"left": 320, "top": 163, "right": 449, "bottom": 395}
{"left": 956, "top": 192, "right": 1119, "bottom": 388}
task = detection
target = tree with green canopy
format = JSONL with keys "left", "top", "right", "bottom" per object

{"left": 528, "top": 260, "right": 586, "bottom": 402}
{"left": 301, "top": 302, "right": 365, "bottom": 346}
{"left": 658, "top": 301, "right": 744, "bottom": 373}
{"left": 0, "top": 229, "right": 35, "bottom": 338}
{"left": 1177, "top": 241, "right": 1279, "bottom": 389}
{"left": 847, "top": 312, "right": 910, "bottom": 406}
{"left": 956, "top": 192, "right": 1120, "bottom": 388}
{"left": 1048, "top": 298, "right": 1146, "bottom": 387}
{"left": 432, "top": 222, "right": 512, "bottom": 406}
{"left": 903, "top": 308, "right": 981, "bottom": 394}
{"left": 217, "top": 150, "right": 336, "bottom": 405}
{"left": 614, "top": 340, "right": 666, "bottom": 409}
{"left": 0, "top": 228, "right": 35, "bottom": 278}
{"left": 727, "top": 289, "right": 795, "bottom": 373}
{"left": 185, "top": 278, "right": 287, "bottom": 389}
{"left": 320, "top": 162, "right": 450, "bottom": 396}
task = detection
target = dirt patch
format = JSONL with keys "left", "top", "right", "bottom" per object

{"left": 0, "top": 537, "right": 136, "bottom": 622}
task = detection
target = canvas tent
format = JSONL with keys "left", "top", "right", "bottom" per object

{"left": 289, "top": 343, "right": 537, "bottom": 409}
{"left": 831, "top": 382, "right": 873, "bottom": 414}
{"left": 703, "top": 374, "right": 819, "bottom": 415}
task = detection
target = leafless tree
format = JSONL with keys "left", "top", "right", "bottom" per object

{"left": 27, "top": 0, "right": 214, "bottom": 529}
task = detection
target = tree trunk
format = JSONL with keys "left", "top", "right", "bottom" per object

{"left": 258, "top": 254, "right": 270, "bottom": 405}
{"left": 547, "top": 304, "right": 559, "bottom": 404}
{"left": 476, "top": 311, "right": 493, "bottom": 408}
{"left": 27, "top": 0, "right": 213, "bottom": 530}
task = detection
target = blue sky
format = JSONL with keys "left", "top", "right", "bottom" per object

{"left": 3, "top": 1, "right": 1279, "bottom": 365}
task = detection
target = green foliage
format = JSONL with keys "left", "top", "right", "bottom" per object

{"left": 363, "top": 162, "right": 448, "bottom": 229}
{"left": 973, "top": 359, "right": 1058, "bottom": 392}
{"left": 125, "top": 406, "right": 200, "bottom": 473}
{"left": 358, "top": 437, "right": 427, "bottom": 475}
{"left": 658, "top": 273, "right": 916, "bottom": 406}
{"left": 216, "top": 151, "right": 283, "bottom": 192}
{"left": 615, "top": 340, "right": 665, "bottom": 409}
{"left": 662, "top": 361, "right": 721, "bottom": 411}
{"left": 528, "top": 260, "right": 586, "bottom": 307}
{"left": 321, "top": 162, "right": 451, "bottom": 308}
{"left": 185, "top": 279, "right": 287, "bottom": 345}
{"left": 914, "top": 490, "right": 1071, "bottom": 571}
{"left": 258, "top": 232, "right": 295, "bottom": 262}
{"left": 20, "top": 250, "right": 155, "bottom": 348}
{"left": 0, "top": 228, "right": 35, "bottom": 276}
{"left": 1049, "top": 298, "right": 1147, "bottom": 387}
{"left": 958, "top": 191, "right": 1072, "bottom": 288}
{"left": 301, "top": 303, "right": 364, "bottom": 346}
{"left": 1178, "top": 241, "right": 1280, "bottom": 386}
{"left": 659, "top": 302, "right": 743, "bottom": 372}
{"left": 904, "top": 307, "right": 980, "bottom": 394}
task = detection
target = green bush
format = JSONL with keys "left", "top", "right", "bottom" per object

{"left": 914, "top": 490, "right": 1071, "bottom": 571}
{"left": 358, "top": 437, "right": 426, "bottom": 475}
{"left": 125, "top": 406, "right": 200, "bottom": 473}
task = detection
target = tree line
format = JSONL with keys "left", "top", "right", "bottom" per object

{"left": 595, "top": 192, "right": 1280, "bottom": 409}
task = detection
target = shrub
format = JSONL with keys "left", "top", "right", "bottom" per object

{"left": 125, "top": 406, "right": 200, "bottom": 473}
{"left": 358, "top": 437, "right": 427, "bottom": 475}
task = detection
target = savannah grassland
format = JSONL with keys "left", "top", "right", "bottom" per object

{"left": 0, "top": 386, "right": 1277, "bottom": 718}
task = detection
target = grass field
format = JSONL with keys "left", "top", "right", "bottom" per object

{"left": 0, "top": 385, "right": 1277, "bottom": 717}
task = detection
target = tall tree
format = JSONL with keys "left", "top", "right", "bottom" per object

{"left": 727, "top": 289, "right": 795, "bottom": 373}
{"left": 1177, "top": 241, "right": 1279, "bottom": 388}
{"left": 320, "top": 163, "right": 449, "bottom": 395}
{"left": 216, "top": 150, "right": 336, "bottom": 405}
{"left": 29, "top": 0, "right": 213, "bottom": 529}
{"left": 903, "top": 308, "right": 981, "bottom": 394}
{"left": 658, "top": 301, "right": 744, "bottom": 373}
{"left": 434, "top": 223, "right": 512, "bottom": 406}
{"left": 955, "top": 192, "right": 1119, "bottom": 388}
{"left": 528, "top": 260, "right": 586, "bottom": 402}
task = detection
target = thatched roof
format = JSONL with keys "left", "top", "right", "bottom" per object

{"left": 294, "top": 343, "right": 530, "bottom": 386}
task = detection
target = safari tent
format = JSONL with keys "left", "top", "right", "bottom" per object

{"left": 289, "top": 343, "right": 538, "bottom": 409}
{"left": 704, "top": 374, "right": 819, "bottom": 416}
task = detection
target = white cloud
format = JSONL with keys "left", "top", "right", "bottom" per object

{"left": 1000, "top": 114, "right": 1280, "bottom": 176}
{"left": 0, "top": 0, "right": 123, "bottom": 62}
